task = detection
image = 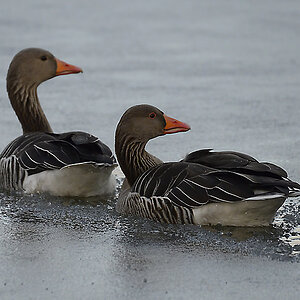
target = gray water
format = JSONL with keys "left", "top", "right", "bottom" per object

{"left": 0, "top": 0, "right": 300, "bottom": 299}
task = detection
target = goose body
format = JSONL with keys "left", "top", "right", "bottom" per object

{"left": 0, "top": 131, "right": 116, "bottom": 196}
{"left": 0, "top": 48, "right": 116, "bottom": 197}
{"left": 115, "top": 105, "right": 300, "bottom": 226}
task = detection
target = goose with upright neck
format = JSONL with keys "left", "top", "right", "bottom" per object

{"left": 115, "top": 104, "right": 300, "bottom": 226}
{"left": 0, "top": 48, "right": 116, "bottom": 197}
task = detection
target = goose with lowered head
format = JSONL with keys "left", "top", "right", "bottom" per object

{"left": 115, "top": 104, "right": 300, "bottom": 226}
{"left": 0, "top": 48, "right": 116, "bottom": 197}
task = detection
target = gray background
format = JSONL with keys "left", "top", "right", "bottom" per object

{"left": 0, "top": 0, "right": 299, "bottom": 299}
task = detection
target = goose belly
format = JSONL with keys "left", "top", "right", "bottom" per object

{"left": 23, "top": 164, "right": 116, "bottom": 197}
{"left": 192, "top": 197, "right": 286, "bottom": 226}
{"left": 118, "top": 192, "right": 286, "bottom": 226}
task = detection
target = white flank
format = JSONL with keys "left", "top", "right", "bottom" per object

{"left": 192, "top": 197, "right": 286, "bottom": 226}
{"left": 23, "top": 163, "right": 116, "bottom": 197}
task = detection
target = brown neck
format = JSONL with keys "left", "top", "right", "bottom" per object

{"left": 115, "top": 131, "right": 162, "bottom": 187}
{"left": 7, "top": 80, "right": 52, "bottom": 133}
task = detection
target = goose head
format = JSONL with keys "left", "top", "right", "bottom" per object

{"left": 116, "top": 104, "right": 191, "bottom": 143}
{"left": 7, "top": 47, "right": 82, "bottom": 87}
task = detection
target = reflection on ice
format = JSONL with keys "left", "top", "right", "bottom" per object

{"left": 0, "top": 176, "right": 299, "bottom": 261}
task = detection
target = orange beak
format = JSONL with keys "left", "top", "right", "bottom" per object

{"left": 163, "top": 114, "right": 191, "bottom": 134}
{"left": 55, "top": 58, "right": 83, "bottom": 76}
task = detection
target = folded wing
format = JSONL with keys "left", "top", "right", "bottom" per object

{"left": 0, "top": 131, "right": 116, "bottom": 176}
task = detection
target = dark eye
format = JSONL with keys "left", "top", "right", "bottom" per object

{"left": 149, "top": 112, "right": 156, "bottom": 119}
{"left": 41, "top": 56, "right": 47, "bottom": 61}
